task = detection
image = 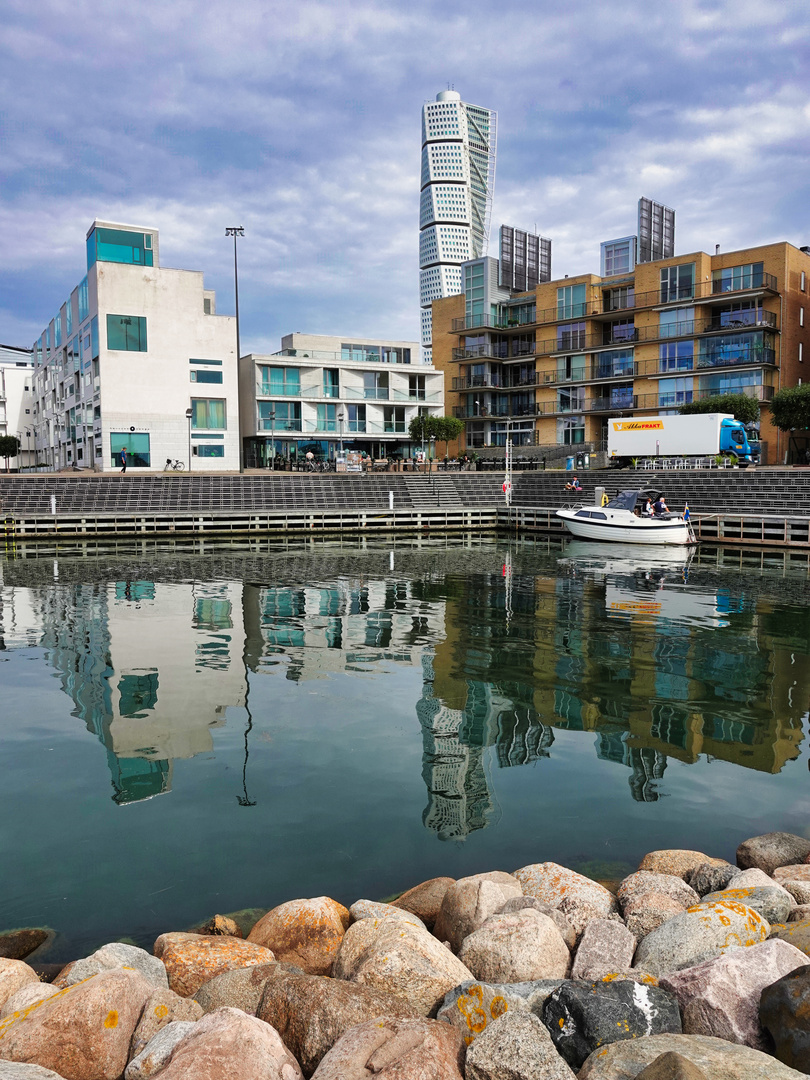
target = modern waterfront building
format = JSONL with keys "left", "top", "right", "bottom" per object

{"left": 239, "top": 333, "right": 443, "bottom": 465}
{"left": 432, "top": 204, "right": 810, "bottom": 464}
{"left": 419, "top": 90, "right": 497, "bottom": 365}
{"left": 29, "top": 221, "right": 239, "bottom": 472}
{"left": 0, "top": 344, "right": 35, "bottom": 469}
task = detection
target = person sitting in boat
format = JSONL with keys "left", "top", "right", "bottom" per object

{"left": 565, "top": 475, "right": 582, "bottom": 492}
{"left": 641, "top": 496, "right": 653, "bottom": 517}
{"left": 653, "top": 495, "right": 669, "bottom": 516}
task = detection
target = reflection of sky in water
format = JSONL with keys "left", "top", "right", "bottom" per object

{"left": 0, "top": 538, "right": 808, "bottom": 958}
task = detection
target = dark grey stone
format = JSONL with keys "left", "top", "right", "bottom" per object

{"left": 686, "top": 863, "right": 740, "bottom": 897}
{"left": 760, "top": 962, "right": 810, "bottom": 1072}
{"left": 737, "top": 832, "right": 810, "bottom": 877}
{"left": 541, "top": 978, "right": 682, "bottom": 1070}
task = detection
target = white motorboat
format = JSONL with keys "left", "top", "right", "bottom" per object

{"left": 556, "top": 488, "right": 697, "bottom": 546}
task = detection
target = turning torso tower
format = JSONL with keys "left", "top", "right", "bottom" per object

{"left": 419, "top": 90, "right": 497, "bottom": 364}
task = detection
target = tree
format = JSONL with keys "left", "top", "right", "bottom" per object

{"left": 407, "top": 414, "right": 439, "bottom": 447}
{"left": 679, "top": 394, "right": 760, "bottom": 426}
{"left": 770, "top": 384, "right": 810, "bottom": 432}
{"left": 0, "top": 435, "right": 20, "bottom": 472}
{"left": 434, "top": 416, "right": 464, "bottom": 457}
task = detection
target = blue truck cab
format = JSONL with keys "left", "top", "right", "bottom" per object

{"left": 719, "top": 418, "right": 759, "bottom": 463}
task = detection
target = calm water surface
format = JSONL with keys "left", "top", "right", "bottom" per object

{"left": 2, "top": 536, "right": 809, "bottom": 960}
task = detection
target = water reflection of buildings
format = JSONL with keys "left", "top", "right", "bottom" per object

{"left": 26, "top": 580, "right": 246, "bottom": 803}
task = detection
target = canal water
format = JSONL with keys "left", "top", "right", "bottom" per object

{"left": 1, "top": 536, "right": 809, "bottom": 961}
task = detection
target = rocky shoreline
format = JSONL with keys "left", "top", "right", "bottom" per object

{"left": 3, "top": 831, "right": 810, "bottom": 1078}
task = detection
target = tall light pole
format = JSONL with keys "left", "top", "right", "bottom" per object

{"left": 269, "top": 408, "right": 275, "bottom": 471}
{"left": 185, "top": 407, "right": 193, "bottom": 471}
{"left": 338, "top": 410, "right": 344, "bottom": 457}
{"left": 225, "top": 226, "right": 245, "bottom": 474}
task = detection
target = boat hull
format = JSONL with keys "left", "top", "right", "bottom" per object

{"left": 556, "top": 509, "right": 693, "bottom": 545}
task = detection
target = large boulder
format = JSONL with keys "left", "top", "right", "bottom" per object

{"left": 246, "top": 897, "right": 350, "bottom": 976}
{"left": 687, "top": 863, "right": 740, "bottom": 897}
{"left": 187, "top": 914, "right": 242, "bottom": 938}
{"left": 310, "top": 1015, "right": 465, "bottom": 1079}
{"left": 333, "top": 917, "right": 474, "bottom": 1016}
{"left": 659, "top": 938, "right": 807, "bottom": 1049}
{"left": 772, "top": 920, "right": 810, "bottom": 956}
{"left": 256, "top": 969, "right": 417, "bottom": 1076}
{"left": 737, "top": 833, "right": 810, "bottom": 876}
{"left": 0, "top": 961, "right": 39, "bottom": 1013}
{"left": 0, "top": 1065, "right": 70, "bottom": 1079}
{"left": 618, "top": 873, "right": 700, "bottom": 939}
{"left": 635, "top": 1053, "right": 709, "bottom": 1080}
{"left": 436, "top": 981, "right": 530, "bottom": 1045}
{"left": 760, "top": 962, "right": 810, "bottom": 1072}
{"left": 433, "top": 873, "right": 522, "bottom": 952}
{"left": 542, "top": 979, "right": 681, "bottom": 1070}
{"left": 348, "top": 901, "right": 424, "bottom": 929}
{"left": 125, "top": 1021, "right": 197, "bottom": 1080}
{"left": 0, "top": 985, "right": 59, "bottom": 1022}
{"left": 699, "top": 885, "right": 792, "bottom": 925}
{"left": 54, "top": 943, "right": 168, "bottom": 991}
{"left": 782, "top": 880, "right": 810, "bottom": 905}
{"left": 152, "top": 932, "right": 275, "bottom": 997}
{"left": 0, "top": 968, "right": 154, "bottom": 1080}
{"left": 623, "top": 893, "right": 694, "bottom": 942}
{"left": 633, "top": 901, "right": 769, "bottom": 977}
{"left": 193, "top": 961, "right": 302, "bottom": 1015}
{"left": 577, "top": 1032, "right": 808, "bottom": 1078}
{"left": 458, "top": 910, "right": 569, "bottom": 983}
{"left": 638, "top": 852, "right": 729, "bottom": 882}
{"left": 465, "top": 1010, "right": 576, "bottom": 1079}
{"left": 775, "top": 865, "right": 810, "bottom": 884}
{"left": 513, "top": 863, "right": 616, "bottom": 935}
{"left": 392, "top": 877, "right": 454, "bottom": 931}
{"left": 129, "top": 988, "right": 203, "bottom": 1060}
{"left": 142, "top": 1006, "right": 302, "bottom": 1079}
{"left": 571, "top": 919, "right": 636, "bottom": 981}
{"left": 496, "top": 896, "right": 576, "bottom": 949}
{"left": 0, "top": 932, "right": 52, "bottom": 964}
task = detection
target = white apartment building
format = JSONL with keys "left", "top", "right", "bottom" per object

{"left": 239, "top": 332, "right": 444, "bottom": 466}
{"left": 419, "top": 90, "right": 497, "bottom": 364}
{"left": 0, "top": 345, "right": 35, "bottom": 469}
{"left": 30, "top": 221, "right": 239, "bottom": 472}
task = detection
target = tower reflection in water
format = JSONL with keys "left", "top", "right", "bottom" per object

{"left": 3, "top": 544, "right": 807, "bottom": 834}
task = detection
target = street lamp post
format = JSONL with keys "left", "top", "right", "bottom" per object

{"left": 338, "top": 410, "right": 344, "bottom": 457}
{"left": 24, "top": 429, "right": 32, "bottom": 470}
{"left": 185, "top": 407, "right": 193, "bottom": 471}
{"left": 225, "top": 226, "right": 245, "bottom": 474}
{"left": 269, "top": 409, "right": 275, "bottom": 470}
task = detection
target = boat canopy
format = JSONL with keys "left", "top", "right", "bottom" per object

{"left": 605, "top": 489, "right": 662, "bottom": 511}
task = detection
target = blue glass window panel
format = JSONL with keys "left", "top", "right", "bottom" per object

{"left": 106, "top": 315, "right": 147, "bottom": 351}
{"left": 65, "top": 302, "right": 73, "bottom": 337}
{"left": 191, "top": 399, "right": 226, "bottom": 429}
{"left": 110, "top": 432, "right": 150, "bottom": 467}
{"left": 78, "top": 277, "right": 90, "bottom": 324}
{"left": 88, "top": 227, "right": 154, "bottom": 269}
{"left": 54, "top": 316, "right": 62, "bottom": 348}
{"left": 196, "top": 444, "right": 225, "bottom": 457}
{"left": 91, "top": 317, "right": 99, "bottom": 359}
{"left": 190, "top": 370, "right": 223, "bottom": 384}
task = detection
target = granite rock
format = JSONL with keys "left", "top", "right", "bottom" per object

{"left": 633, "top": 901, "right": 769, "bottom": 977}
{"left": 54, "top": 943, "right": 168, "bottom": 991}
{"left": 772, "top": 920, "right": 810, "bottom": 956}
{"left": 257, "top": 969, "right": 417, "bottom": 1076}
{"left": 124, "top": 1021, "right": 197, "bottom": 1080}
{"left": 659, "top": 938, "right": 807, "bottom": 1049}
{"left": 760, "top": 962, "right": 810, "bottom": 1073}
{"left": 0, "top": 961, "right": 39, "bottom": 1012}
{"left": 496, "top": 895, "right": 576, "bottom": 949}
{"left": 635, "top": 1052, "right": 708, "bottom": 1080}
{"left": 571, "top": 919, "right": 637, "bottom": 981}
{"left": 246, "top": 897, "right": 350, "bottom": 976}
{"left": 514, "top": 863, "right": 617, "bottom": 922}
{"left": 153, "top": 933, "right": 275, "bottom": 997}
{"left": 732, "top": 866, "right": 790, "bottom": 891}
{"left": 333, "top": 917, "right": 474, "bottom": 1016}
{"left": 618, "top": 872, "right": 700, "bottom": 912}
{"left": 699, "top": 885, "right": 792, "bottom": 925}
{"left": 542, "top": 979, "right": 682, "bottom": 1069}
{"left": 686, "top": 863, "right": 740, "bottom": 897}
{"left": 348, "top": 900, "right": 425, "bottom": 929}
{"left": 0, "top": 985, "right": 59, "bottom": 1022}
{"left": 464, "top": 1010, "right": 577, "bottom": 1080}
{"left": 0, "top": 1065, "right": 71, "bottom": 1079}
{"left": 193, "top": 961, "right": 302, "bottom": 1015}
{"left": 391, "top": 877, "right": 455, "bottom": 931}
{"left": 638, "top": 852, "right": 729, "bottom": 882}
{"left": 129, "top": 988, "right": 203, "bottom": 1059}
{"left": 458, "top": 910, "right": 570, "bottom": 984}
{"left": 736, "top": 832, "right": 810, "bottom": 876}
{"left": 433, "top": 873, "right": 522, "bottom": 953}
{"left": 577, "top": 1032, "right": 808, "bottom": 1078}
{"left": 789, "top": 904, "right": 810, "bottom": 922}
{"left": 436, "top": 981, "right": 529, "bottom": 1045}
{"left": 783, "top": 880, "right": 810, "bottom": 904}
{"left": 0, "top": 968, "right": 154, "bottom": 1080}
{"left": 775, "top": 865, "right": 810, "bottom": 883}
{"left": 0, "top": 933, "right": 52, "bottom": 964}
{"left": 309, "top": 1015, "right": 465, "bottom": 1080}
{"left": 623, "top": 893, "right": 691, "bottom": 942}
{"left": 143, "top": 1006, "right": 302, "bottom": 1079}
{"left": 188, "top": 915, "right": 242, "bottom": 938}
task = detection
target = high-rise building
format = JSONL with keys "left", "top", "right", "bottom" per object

{"left": 419, "top": 90, "right": 497, "bottom": 364}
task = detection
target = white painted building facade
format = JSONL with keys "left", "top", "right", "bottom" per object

{"left": 239, "top": 332, "right": 444, "bottom": 466}
{"left": 30, "top": 221, "right": 239, "bottom": 472}
{"left": 0, "top": 345, "right": 35, "bottom": 469}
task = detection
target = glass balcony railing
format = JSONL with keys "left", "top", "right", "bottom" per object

{"left": 258, "top": 383, "right": 301, "bottom": 397}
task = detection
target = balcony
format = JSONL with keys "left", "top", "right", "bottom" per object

{"left": 257, "top": 382, "right": 301, "bottom": 397}
{"left": 258, "top": 418, "right": 302, "bottom": 432}
{"left": 452, "top": 343, "right": 511, "bottom": 362}
{"left": 635, "top": 347, "right": 777, "bottom": 379}
{"left": 452, "top": 374, "right": 505, "bottom": 390}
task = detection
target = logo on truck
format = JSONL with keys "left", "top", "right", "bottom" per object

{"left": 612, "top": 421, "right": 665, "bottom": 431}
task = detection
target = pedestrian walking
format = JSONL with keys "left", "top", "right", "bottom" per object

{"left": 120, "top": 447, "right": 127, "bottom": 473}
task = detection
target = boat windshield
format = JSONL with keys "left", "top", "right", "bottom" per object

{"left": 605, "top": 490, "right": 641, "bottom": 511}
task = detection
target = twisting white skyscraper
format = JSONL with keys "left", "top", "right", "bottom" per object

{"left": 419, "top": 90, "right": 497, "bottom": 363}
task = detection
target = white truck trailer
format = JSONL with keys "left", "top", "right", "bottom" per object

{"left": 607, "top": 413, "right": 758, "bottom": 466}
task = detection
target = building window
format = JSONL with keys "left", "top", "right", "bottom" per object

{"left": 557, "top": 322, "right": 586, "bottom": 350}
{"left": 557, "top": 416, "right": 585, "bottom": 444}
{"left": 258, "top": 366, "right": 300, "bottom": 396}
{"left": 557, "top": 386, "right": 584, "bottom": 413}
{"left": 557, "top": 283, "right": 586, "bottom": 320}
{"left": 107, "top": 315, "right": 147, "bottom": 352}
{"left": 605, "top": 285, "right": 634, "bottom": 312}
{"left": 383, "top": 406, "right": 406, "bottom": 432}
{"left": 801, "top": 307, "right": 805, "bottom": 327}
{"left": 54, "top": 315, "right": 62, "bottom": 348}
{"left": 712, "top": 262, "right": 764, "bottom": 294}
{"left": 601, "top": 237, "right": 636, "bottom": 277}
{"left": 191, "top": 398, "right": 226, "bottom": 429}
{"left": 660, "top": 264, "right": 694, "bottom": 303}
{"left": 659, "top": 341, "right": 694, "bottom": 372}
{"left": 363, "top": 371, "right": 389, "bottom": 400}
{"left": 596, "top": 348, "right": 635, "bottom": 379}
{"left": 259, "top": 401, "right": 301, "bottom": 431}
{"left": 323, "top": 369, "right": 340, "bottom": 397}
{"left": 340, "top": 343, "right": 381, "bottom": 363}
{"left": 801, "top": 343, "right": 804, "bottom": 363}
{"left": 87, "top": 227, "right": 154, "bottom": 269}
{"left": 698, "top": 331, "right": 775, "bottom": 369}
{"left": 65, "top": 301, "right": 73, "bottom": 338}
{"left": 195, "top": 444, "right": 225, "bottom": 457}
{"left": 347, "top": 404, "right": 366, "bottom": 432}
{"left": 78, "top": 277, "right": 89, "bottom": 324}
{"left": 203, "top": 298, "right": 212, "bottom": 314}
{"left": 659, "top": 308, "right": 695, "bottom": 338}
{"left": 91, "top": 316, "right": 99, "bottom": 359}
{"left": 190, "top": 358, "right": 223, "bottom": 384}
{"left": 802, "top": 271, "right": 806, "bottom": 292}
{"left": 658, "top": 377, "right": 693, "bottom": 408}
{"left": 409, "top": 375, "right": 426, "bottom": 400}
{"left": 110, "top": 432, "right": 150, "bottom": 467}
{"left": 316, "top": 403, "right": 337, "bottom": 431}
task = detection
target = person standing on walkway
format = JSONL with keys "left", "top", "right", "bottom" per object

{"left": 120, "top": 447, "right": 128, "bottom": 473}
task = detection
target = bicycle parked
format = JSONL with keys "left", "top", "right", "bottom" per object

{"left": 164, "top": 458, "right": 185, "bottom": 471}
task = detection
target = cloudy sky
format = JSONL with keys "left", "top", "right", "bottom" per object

{"left": 1, "top": 0, "right": 808, "bottom": 353}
